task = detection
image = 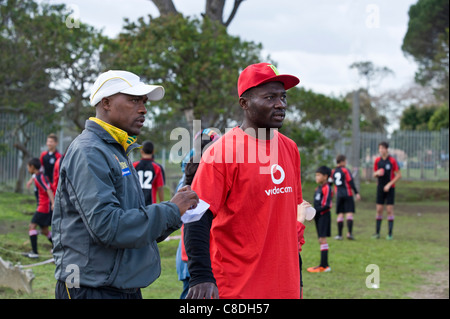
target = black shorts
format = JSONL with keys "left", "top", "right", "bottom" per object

{"left": 336, "top": 196, "right": 355, "bottom": 214}
{"left": 314, "top": 210, "right": 331, "bottom": 238}
{"left": 376, "top": 186, "right": 395, "bottom": 205}
{"left": 31, "top": 211, "right": 53, "bottom": 227}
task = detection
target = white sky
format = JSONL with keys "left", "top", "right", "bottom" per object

{"left": 45, "top": 0, "right": 418, "bottom": 98}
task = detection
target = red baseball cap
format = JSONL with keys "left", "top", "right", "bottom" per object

{"left": 237, "top": 62, "right": 300, "bottom": 97}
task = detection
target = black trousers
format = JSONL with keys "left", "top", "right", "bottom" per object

{"left": 55, "top": 281, "right": 142, "bottom": 299}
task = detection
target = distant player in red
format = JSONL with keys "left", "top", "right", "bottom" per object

{"left": 332, "top": 154, "right": 361, "bottom": 240}
{"left": 373, "top": 141, "right": 401, "bottom": 240}
{"left": 307, "top": 166, "right": 333, "bottom": 273}
{"left": 133, "top": 141, "right": 164, "bottom": 206}
{"left": 184, "top": 62, "right": 303, "bottom": 299}
{"left": 26, "top": 133, "right": 61, "bottom": 193}
{"left": 25, "top": 158, "right": 54, "bottom": 259}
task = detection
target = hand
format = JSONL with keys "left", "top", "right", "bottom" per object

{"left": 186, "top": 282, "right": 219, "bottom": 299}
{"left": 170, "top": 185, "right": 199, "bottom": 216}
{"left": 355, "top": 194, "right": 361, "bottom": 201}
{"left": 383, "top": 184, "right": 391, "bottom": 192}
{"left": 297, "top": 201, "right": 311, "bottom": 224}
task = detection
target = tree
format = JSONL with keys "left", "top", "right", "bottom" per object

{"left": 349, "top": 61, "right": 394, "bottom": 93}
{"left": 149, "top": 0, "right": 245, "bottom": 27}
{"left": 103, "top": 14, "right": 264, "bottom": 132}
{"left": 1, "top": 0, "right": 61, "bottom": 192}
{"left": 0, "top": 0, "right": 106, "bottom": 191}
{"left": 428, "top": 104, "right": 449, "bottom": 130}
{"left": 400, "top": 104, "right": 439, "bottom": 130}
{"left": 402, "top": 0, "right": 449, "bottom": 102}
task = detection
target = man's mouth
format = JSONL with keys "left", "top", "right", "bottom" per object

{"left": 272, "top": 112, "right": 285, "bottom": 121}
{"left": 136, "top": 117, "right": 145, "bottom": 127}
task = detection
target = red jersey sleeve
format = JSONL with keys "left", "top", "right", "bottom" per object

{"left": 390, "top": 157, "right": 400, "bottom": 172}
{"left": 191, "top": 161, "right": 230, "bottom": 218}
{"left": 374, "top": 157, "right": 380, "bottom": 171}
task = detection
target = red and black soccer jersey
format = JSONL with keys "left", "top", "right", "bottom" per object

{"left": 132, "top": 159, "right": 164, "bottom": 205}
{"left": 374, "top": 155, "right": 400, "bottom": 188}
{"left": 332, "top": 166, "right": 359, "bottom": 198}
{"left": 313, "top": 182, "right": 333, "bottom": 215}
{"left": 34, "top": 173, "right": 52, "bottom": 213}
{"left": 40, "top": 150, "right": 62, "bottom": 183}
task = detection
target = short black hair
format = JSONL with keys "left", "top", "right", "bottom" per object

{"left": 336, "top": 154, "right": 346, "bottom": 164}
{"left": 141, "top": 141, "right": 154, "bottom": 154}
{"left": 28, "top": 158, "right": 41, "bottom": 170}
{"left": 316, "top": 165, "right": 331, "bottom": 177}
{"left": 379, "top": 141, "right": 389, "bottom": 149}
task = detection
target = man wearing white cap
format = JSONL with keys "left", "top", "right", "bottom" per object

{"left": 52, "top": 70, "right": 199, "bottom": 299}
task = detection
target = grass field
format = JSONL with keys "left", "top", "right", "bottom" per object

{"left": 0, "top": 180, "right": 448, "bottom": 299}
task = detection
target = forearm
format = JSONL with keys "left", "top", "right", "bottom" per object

{"left": 184, "top": 209, "right": 216, "bottom": 287}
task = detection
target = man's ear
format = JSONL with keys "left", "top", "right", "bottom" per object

{"left": 100, "top": 97, "right": 112, "bottom": 110}
{"left": 239, "top": 96, "right": 249, "bottom": 111}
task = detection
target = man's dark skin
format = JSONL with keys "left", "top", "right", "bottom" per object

{"left": 185, "top": 81, "right": 288, "bottom": 299}
{"left": 98, "top": 92, "right": 199, "bottom": 215}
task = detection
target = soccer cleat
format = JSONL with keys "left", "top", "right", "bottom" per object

{"left": 23, "top": 251, "right": 39, "bottom": 259}
{"left": 386, "top": 234, "right": 393, "bottom": 240}
{"left": 347, "top": 234, "right": 355, "bottom": 240}
{"left": 307, "top": 266, "right": 331, "bottom": 273}
{"left": 334, "top": 235, "right": 343, "bottom": 240}
{"left": 371, "top": 233, "right": 380, "bottom": 239}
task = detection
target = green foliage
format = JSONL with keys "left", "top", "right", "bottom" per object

{"left": 400, "top": 104, "right": 448, "bottom": 131}
{"left": 402, "top": 0, "right": 449, "bottom": 101}
{"left": 428, "top": 104, "right": 449, "bottom": 130}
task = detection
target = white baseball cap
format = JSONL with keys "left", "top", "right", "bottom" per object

{"left": 89, "top": 70, "right": 165, "bottom": 106}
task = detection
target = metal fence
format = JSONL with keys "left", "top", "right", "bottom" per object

{"left": 334, "top": 129, "right": 449, "bottom": 181}
{"left": 0, "top": 113, "right": 48, "bottom": 191}
{"left": 1, "top": 114, "right": 449, "bottom": 192}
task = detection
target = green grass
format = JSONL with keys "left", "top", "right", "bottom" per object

{"left": 0, "top": 181, "right": 448, "bottom": 299}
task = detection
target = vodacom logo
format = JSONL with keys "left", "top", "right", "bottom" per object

{"left": 265, "top": 164, "right": 292, "bottom": 196}
{"left": 270, "top": 164, "right": 285, "bottom": 185}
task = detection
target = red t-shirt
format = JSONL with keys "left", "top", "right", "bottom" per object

{"left": 191, "top": 127, "right": 302, "bottom": 299}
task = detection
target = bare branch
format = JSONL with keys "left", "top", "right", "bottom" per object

{"left": 224, "top": 0, "right": 245, "bottom": 27}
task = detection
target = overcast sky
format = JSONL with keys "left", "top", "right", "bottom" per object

{"left": 45, "top": 0, "right": 418, "bottom": 98}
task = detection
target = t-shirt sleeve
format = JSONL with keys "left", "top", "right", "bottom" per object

{"left": 191, "top": 161, "right": 230, "bottom": 217}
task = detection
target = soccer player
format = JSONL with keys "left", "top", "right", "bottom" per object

{"left": 307, "top": 166, "right": 333, "bottom": 273}
{"left": 133, "top": 141, "right": 164, "bottom": 206}
{"left": 184, "top": 62, "right": 303, "bottom": 299}
{"left": 373, "top": 141, "right": 401, "bottom": 240}
{"left": 26, "top": 133, "right": 61, "bottom": 192}
{"left": 24, "top": 158, "right": 54, "bottom": 259}
{"left": 332, "top": 154, "right": 361, "bottom": 240}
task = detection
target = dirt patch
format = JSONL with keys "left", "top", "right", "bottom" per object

{"left": 0, "top": 221, "right": 28, "bottom": 235}
{"left": 408, "top": 269, "right": 449, "bottom": 299}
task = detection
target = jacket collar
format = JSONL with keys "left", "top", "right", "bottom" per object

{"left": 85, "top": 118, "right": 141, "bottom": 154}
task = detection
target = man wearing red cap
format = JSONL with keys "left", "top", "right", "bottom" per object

{"left": 184, "top": 63, "right": 304, "bottom": 299}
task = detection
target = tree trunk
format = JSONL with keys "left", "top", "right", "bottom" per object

{"left": 150, "top": 0, "right": 244, "bottom": 27}
{"left": 149, "top": 0, "right": 178, "bottom": 15}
